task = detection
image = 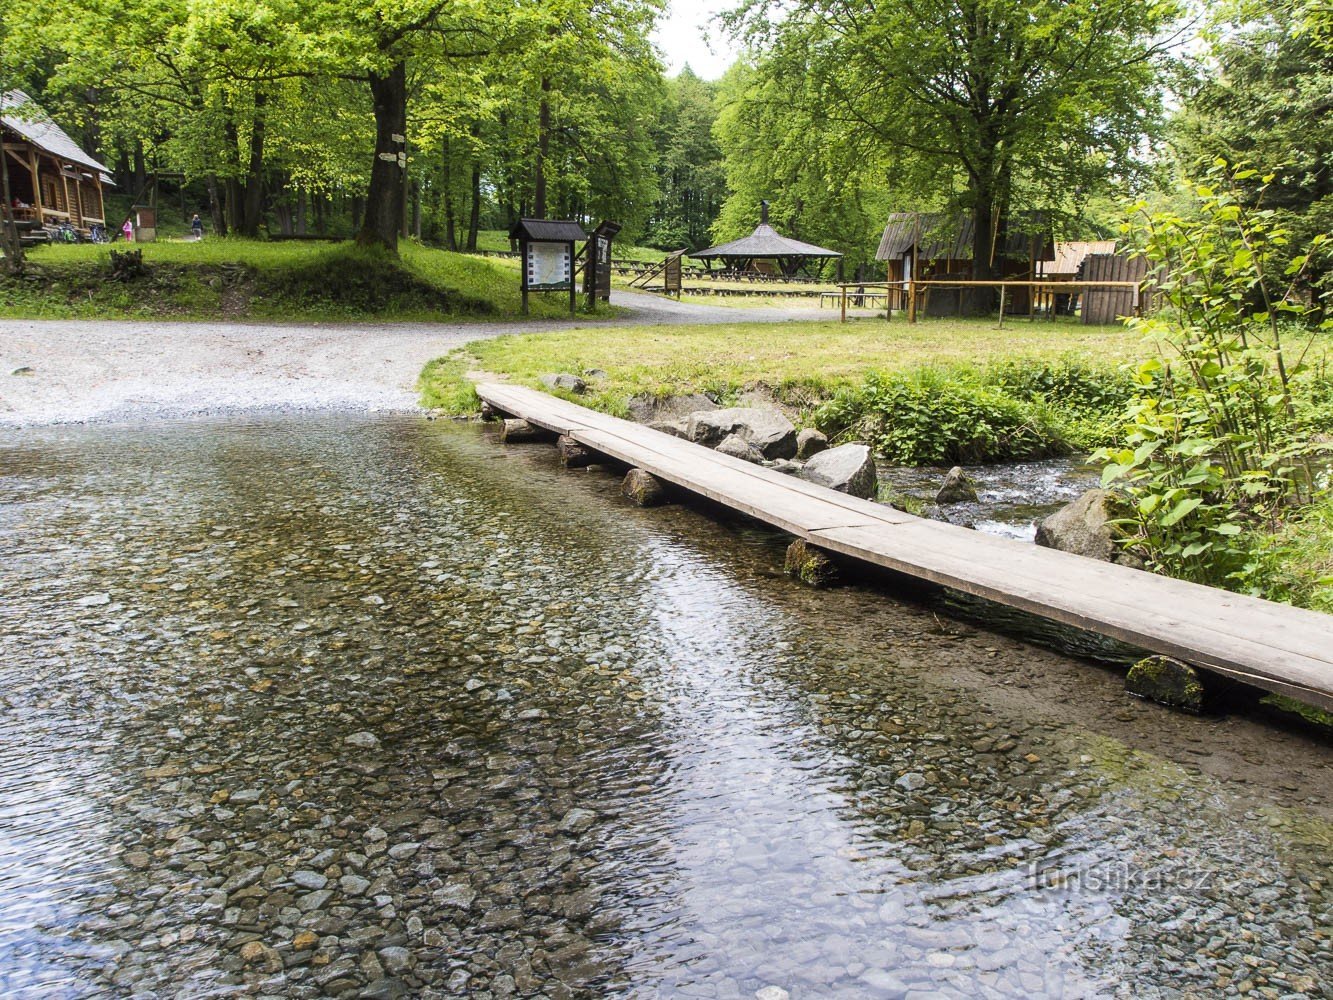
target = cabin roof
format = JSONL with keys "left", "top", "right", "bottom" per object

{"left": 876, "top": 211, "right": 1054, "bottom": 262}
{"left": 509, "top": 218, "right": 588, "bottom": 243}
{"left": 1, "top": 90, "right": 112, "bottom": 179}
{"left": 691, "top": 223, "right": 841, "bottom": 260}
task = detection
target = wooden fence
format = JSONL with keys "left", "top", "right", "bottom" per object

{"left": 1080, "top": 254, "right": 1149, "bottom": 325}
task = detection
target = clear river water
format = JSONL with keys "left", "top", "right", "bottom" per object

{"left": 2, "top": 414, "right": 1330, "bottom": 999}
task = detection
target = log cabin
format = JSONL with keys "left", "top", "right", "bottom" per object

{"left": 875, "top": 211, "right": 1054, "bottom": 314}
{"left": 2, "top": 90, "right": 112, "bottom": 240}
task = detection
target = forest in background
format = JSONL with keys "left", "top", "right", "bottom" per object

{"left": 0, "top": 0, "right": 1328, "bottom": 290}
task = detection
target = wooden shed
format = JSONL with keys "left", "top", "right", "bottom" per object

{"left": 875, "top": 212, "right": 1053, "bottom": 314}
{"left": 2, "top": 90, "right": 112, "bottom": 240}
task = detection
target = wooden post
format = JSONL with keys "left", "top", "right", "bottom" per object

{"left": 567, "top": 239, "right": 576, "bottom": 316}
{"left": 840, "top": 284, "right": 847, "bottom": 323}
{"left": 997, "top": 286, "right": 1007, "bottom": 328}
{"left": 907, "top": 279, "right": 917, "bottom": 323}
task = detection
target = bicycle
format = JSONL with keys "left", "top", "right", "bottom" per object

{"left": 88, "top": 223, "right": 108, "bottom": 244}
{"left": 49, "top": 222, "right": 79, "bottom": 244}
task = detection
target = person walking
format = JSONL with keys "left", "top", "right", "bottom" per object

{"left": 121, "top": 218, "right": 134, "bottom": 242}
{"left": 191, "top": 213, "right": 204, "bottom": 240}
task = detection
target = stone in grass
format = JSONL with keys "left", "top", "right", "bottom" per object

{"left": 540, "top": 372, "right": 588, "bottom": 394}
{"left": 784, "top": 539, "right": 840, "bottom": 588}
{"left": 556, "top": 435, "right": 595, "bottom": 468}
{"left": 622, "top": 468, "right": 668, "bottom": 507}
{"left": 1126, "top": 655, "right": 1206, "bottom": 713}
{"left": 499, "top": 418, "right": 553, "bottom": 443}
{"left": 799, "top": 443, "right": 877, "bottom": 499}
{"left": 715, "top": 433, "right": 765, "bottom": 463}
{"left": 796, "top": 427, "right": 829, "bottom": 460}
{"left": 936, "top": 465, "right": 978, "bottom": 504}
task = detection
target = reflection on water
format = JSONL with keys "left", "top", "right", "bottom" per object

{"left": 1, "top": 416, "right": 1329, "bottom": 998}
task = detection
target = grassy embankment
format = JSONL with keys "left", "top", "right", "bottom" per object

{"left": 0, "top": 239, "right": 595, "bottom": 322}
{"left": 420, "top": 316, "right": 1146, "bottom": 460}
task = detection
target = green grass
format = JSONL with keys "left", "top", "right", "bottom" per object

{"left": 419, "top": 315, "right": 1143, "bottom": 417}
{"left": 0, "top": 238, "right": 595, "bottom": 322}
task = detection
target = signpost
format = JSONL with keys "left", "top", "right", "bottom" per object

{"left": 662, "top": 251, "right": 683, "bottom": 297}
{"left": 585, "top": 220, "right": 621, "bottom": 308}
{"left": 509, "top": 218, "right": 588, "bottom": 316}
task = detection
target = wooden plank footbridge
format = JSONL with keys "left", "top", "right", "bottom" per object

{"left": 477, "top": 383, "right": 1333, "bottom": 712}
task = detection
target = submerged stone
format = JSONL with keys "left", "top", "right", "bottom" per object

{"left": 1126, "top": 655, "right": 1206, "bottom": 713}
{"left": 622, "top": 468, "right": 668, "bottom": 507}
{"left": 499, "top": 418, "right": 553, "bottom": 443}
{"left": 784, "top": 539, "right": 840, "bottom": 588}
{"left": 557, "top": 435, "right": 595, "bottom": 468}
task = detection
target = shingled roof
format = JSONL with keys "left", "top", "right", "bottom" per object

{"left": 509, "top": 218, "right": 588, "bottom": 243}
{"left": 1, "top": 90, "right": 112, "bottom": 180}
{"left": 691, "top": 222, "right": 842, "bottom": 261}
{"left": 876, "top": 212, "right": 1053, "bottom": 262}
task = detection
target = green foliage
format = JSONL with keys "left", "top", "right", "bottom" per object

{"left": 984, "top": 359, "right": 1139, "bottom": 449}
{"left": 1173, "top": 0, "right": 1333, "bottom": 310}
{"left": 722, "top": 0, "right": 1181, "bottom": 274}
{"left": 1093, "top": 165, "right": 1331, "bottom": 586}
{"left": 814, "top": 369, "right": 1070, "bottom": 465}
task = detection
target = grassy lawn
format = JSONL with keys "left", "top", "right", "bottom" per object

{"left": 0, "top": 238, "right": 597, "bottom": 322}
{"left": 420, "top": 315, "right": 1143, "bottom": 416}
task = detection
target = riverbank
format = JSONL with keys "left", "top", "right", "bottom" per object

{"left": 421, "top": 317, "right": 1142, "bottom": 460}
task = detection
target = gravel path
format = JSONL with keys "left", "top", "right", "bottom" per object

{"left": 0, "top": 290, "right": 840, "bottom": 427}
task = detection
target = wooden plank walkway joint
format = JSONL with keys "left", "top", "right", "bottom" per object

{"left": 476, "top": 383, "right": 1333, "bottom": 713}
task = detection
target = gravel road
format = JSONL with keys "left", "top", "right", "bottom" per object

{"left": 0, "top": 289, "right": 840, "bottom": 427}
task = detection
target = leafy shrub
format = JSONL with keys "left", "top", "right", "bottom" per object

{"left": 1094, "top": 163, "right": 1331, "bottom": 586}
{"left": 815, "top": 368, "right": 1068, "bottom": 464}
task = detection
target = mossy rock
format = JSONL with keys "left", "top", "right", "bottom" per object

{"left": 1126, "top": 655, "right": 1206, "bottom": 713}
{"left": 784, "top": 539, "right": 840, "bottom": 588}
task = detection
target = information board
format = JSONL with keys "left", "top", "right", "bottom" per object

{"left": 525, "top": 242, "right": 571, "bottom": 290}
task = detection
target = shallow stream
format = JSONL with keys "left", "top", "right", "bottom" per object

{"left": 2, "top": 415, "right": 1330, "bottom": 999}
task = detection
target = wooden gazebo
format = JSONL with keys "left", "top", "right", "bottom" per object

{"left": 2, "top": 90, "right": 111, "bottom": 239}
{"left": 691, "top": 202, "right": 842, "bottom": 278}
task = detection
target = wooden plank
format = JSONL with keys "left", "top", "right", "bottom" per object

{"left": 475, "top": 383, "right": 1333, "bottom": 711}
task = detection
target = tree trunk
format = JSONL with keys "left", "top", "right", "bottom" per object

{"left": 534, "top": 78, "right": 551, "bottom": 218}
{"left": 133, "top": 140, "right": 147, "bottom": 195}
{"left": 314, "top": 194, "right": 326, "bottom": 235}
{"left": 205, "top": 175, "right": 227, "bottom": 237}
{"left": 240, "top": 92, "right": 267, "bottom": 237}
{"left": 442, "top": 135, "right": 457, "bottom": 250}
{"left": 357, "top": 62, "right": 408, "bottom": 252}
{"left": 296, "top": 188, "right": 307, "bottom": 236}
{"left": 411, "top": 179, "right": 421, "bottom": 240}
{"left": 467, "top": 157, "right": 481, "bottom": 252}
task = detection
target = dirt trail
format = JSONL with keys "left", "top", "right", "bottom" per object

{"left": 0, "top": 290, "right": 843, "bottom": 427}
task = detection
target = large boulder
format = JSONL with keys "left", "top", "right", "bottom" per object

{"left": 715, "top": 434, "right": 764, "bottom": 463}
{"left": 1035, "top": 489, "right": 1141, "bottom": 567}
{"left": 799, "top": 443, "right": 877, "bottom": 499}
{"left": 627, "top": 393, "right": 718, "bottom": 424}
{"left": 796, "top": 428, "right": 830, "bottom": 460}
{"left": 686, "top": 407, "right": 798, "bottom": 459}
{"left": 936, "top": 466, "right": 978, "bottom": 504}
